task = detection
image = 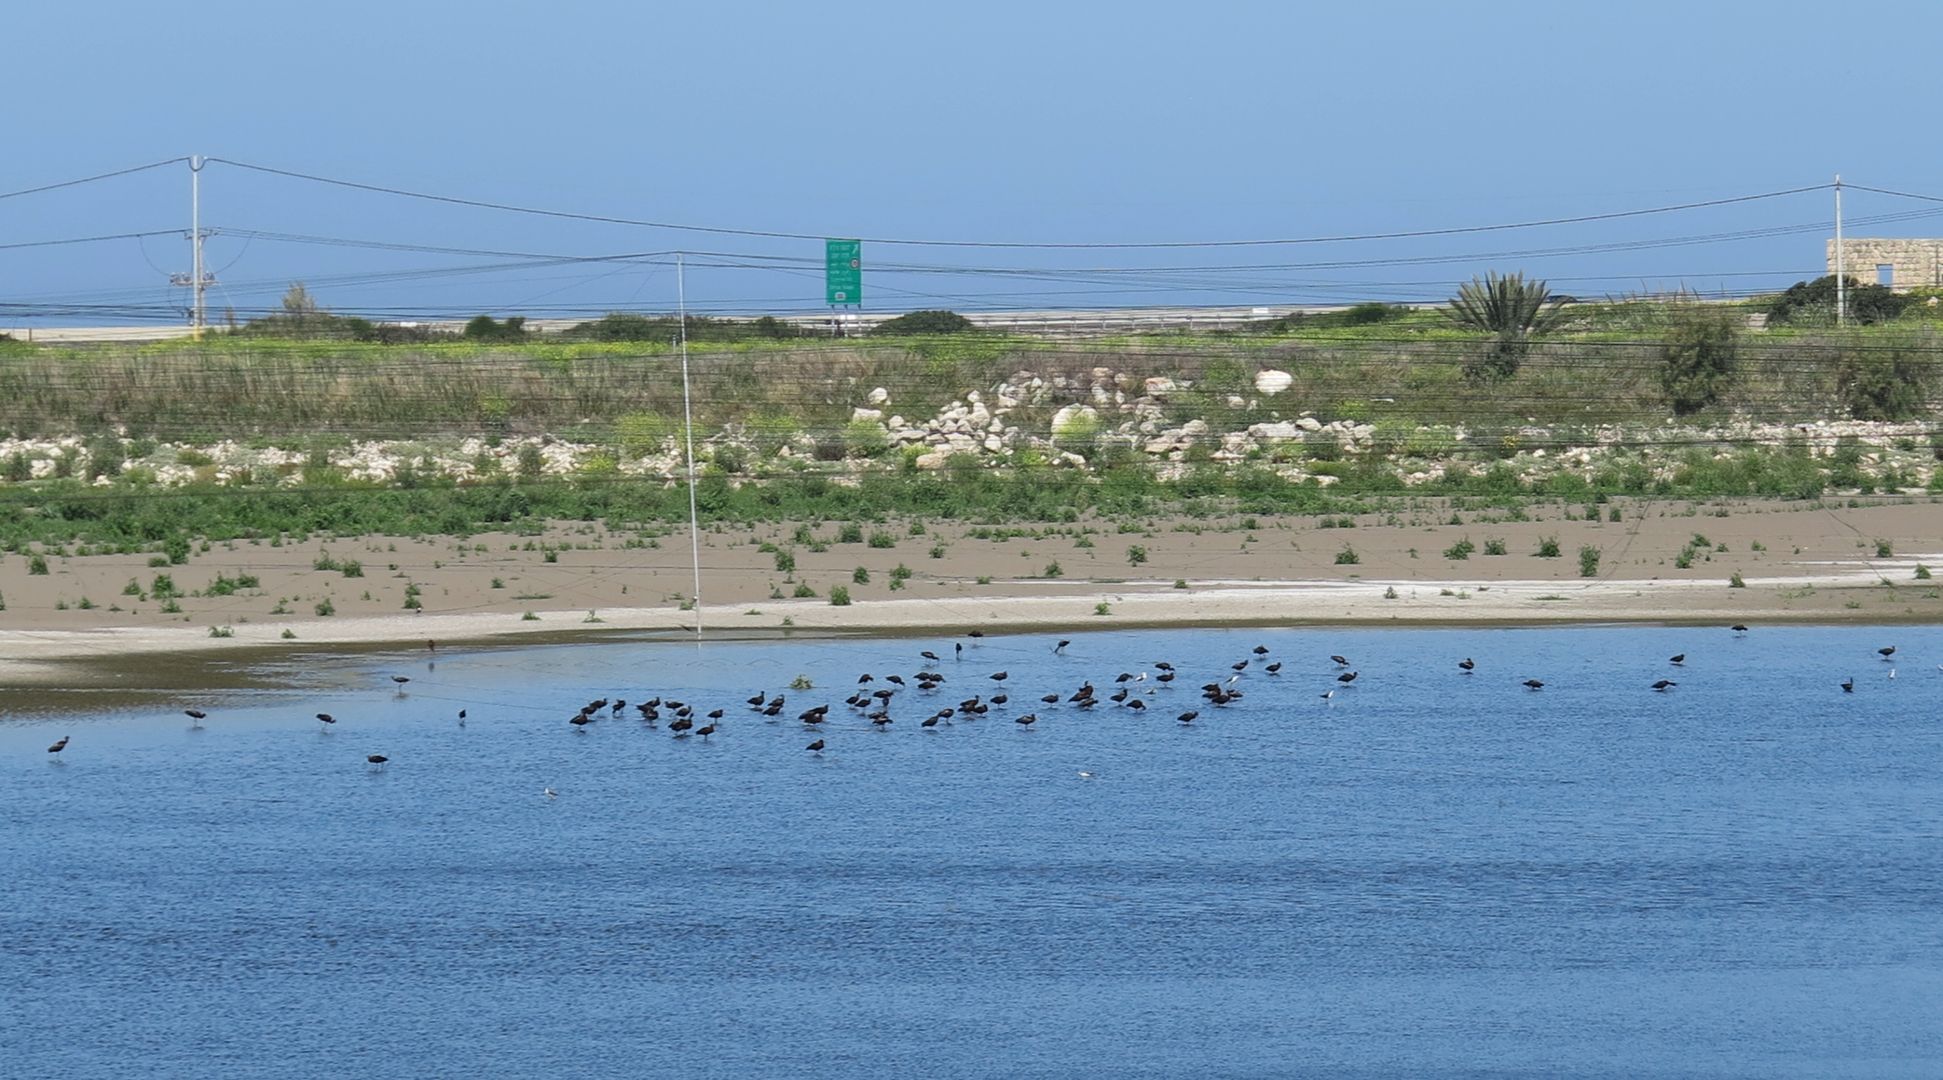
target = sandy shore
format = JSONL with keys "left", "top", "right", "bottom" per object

{"left": 4, "top": 496, "right": 1941, "bottom": 685}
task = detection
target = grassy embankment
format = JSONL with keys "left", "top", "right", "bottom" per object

{"left": 1, "top": 302, "right": 1941, "bottom": 557}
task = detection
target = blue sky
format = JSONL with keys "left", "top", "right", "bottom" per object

{"left": 4, "top": 0, "right": 1940, "bottom": 323}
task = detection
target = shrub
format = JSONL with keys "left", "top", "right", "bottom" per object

{"left": 1334, "top": 544, "right": 1360, "bottom": 566}
{"left": 1578, "top": 545, "right": 1602, "bottom": 577}
{"left": 314, "top": 598, "right": 335, "bottom": 616}
{"left": 1443, "top": 537, "right": 1476, "bottom": 561}
{"left": 827, "top": 585, "right": 852, "bottom": 606}
{"left": 1043, "top": 561, "right": 1064, "bottom": 578}
{"left": 28, "top": 554, "right": 48, "bottom": 575}
{"left": 462, "top": 315, "right": 528, "bottom": 341}
{"left": 852, "top": 566, "right": 870, "bottom": 584}
{"left": 1729, "top": 571, "right": 1746, "bottom": 588}
{"left": 842, "top": 419, "right": 889, "bottom": 459}
{"left": 871, "top": 309, "right": 975, "bottom": 336}
{"left": 1660, "top": 304, "right": 1740, "bottom": 414}
{"left": 1767, "top": 275, "right": 1908, "bottom": 326}
{"left": 867, "top": 530, "right": 897, "bottom": 549}
{"left": 793, "top": 583, "right": 817, "bottom": 598}
{"left": 1483, "top": 537, "right": 1508, "bottom": 556}
{"left": 1875, "top": 539, "right": 1894, "bottom": 558}
{"left": 1535, "top": 536, "right": 1561, "bottom": 558}
{"left": 1837, "top": 336, "right": 1933, "bottom": 420}
{"left": 838, "top": 523, "right": 864, "bottom": 544}
{"left": 1126, "top": 544, "right": 1148, "bottom": 566}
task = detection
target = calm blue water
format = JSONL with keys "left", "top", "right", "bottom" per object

{"left": 4, "top": 625, "right": 1942, "bottom": 1078}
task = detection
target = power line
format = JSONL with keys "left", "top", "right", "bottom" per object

{"left": 205, "top": 157, "right": 1834, "bottom": 250}
{"left": 0, "top": 158, "right": 188, "bottom": 203}
{"left": 0, "top": 229, "right": 185, "bottom": 253}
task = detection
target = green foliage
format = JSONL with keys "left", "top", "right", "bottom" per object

{"left": 867, "top": 530, "right": 897, "bottom": 548}
{"left": 852, "top": 566, "right": 870, "bottom": 584}
{"left": 1660, "top": 304, "right": 1741, "bottom": 414}
{"left": 27, "top": 553, "right": 48, "bottom": 575}
{"left": 1836, "top": 336, "right": 1933, "bottom": 420}
{"left": 1446, "top": 272, "right": 1569, "bottom": 380}
{"left": 793, "top": 583, "right": 817, "bottom": 598}
{"left": 1482, "top": 537, "right": 1507, "bottom": 556}
{"left": 314, "top": 598, "right": 335, "bottom": 616}
{"left": 1535, "top": 536, "right": 1561, "bottom": 558}
{"left": 462, "top": 315, "right": 528, "bottom": 342}
{"left": 1125, "top": 544, "right": 1148, "bottom": 566}
{"left": 566, "top": 313, "right": 802, "bottom": 343}
{"left": 1875, "top": 538, "right": 1894, "bottom": 558}
{"left": 1578, "top": 545, "right": 1602, "bottom": 577}
{"left": 1334, "top": 543, "right": 1360, "bottom": 566}
{"left": 871, "top": 310, "right": 975, "bottom": 336}
{"left": 827, "top": 584, "right": 852, "bottom": 606}
{"left": 837, "top": 522, "right": 864, "bottom": 544}
{"left": 842, "top": 419, "right": 889, "bottom": 459}
{"left": 1442, "top": 537, "right": 1475, "bottom": 560}
{"left": 1767, "top": 275, "right": 1909, "bottom": 326}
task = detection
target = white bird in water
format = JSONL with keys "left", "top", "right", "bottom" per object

{"left": 1076, "top": 771, "right": 1096, "bottom": 780}
{"left": 1889, "top": 668, "right": 1897, "bottom": 679}
{"left": 543, "top": 787, "right": 558, "bottom": 799}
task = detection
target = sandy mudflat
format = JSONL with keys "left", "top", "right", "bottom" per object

{"left": 3, "top": 496, "right": 1941, "bottom": 685}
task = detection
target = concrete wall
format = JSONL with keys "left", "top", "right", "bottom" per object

{"left": 1827, "top": 238, "right": 1943, "bottom": 291}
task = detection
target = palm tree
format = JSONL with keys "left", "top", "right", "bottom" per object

{"left": 1445, "top": 272, "right": 1570, "bottom": 379}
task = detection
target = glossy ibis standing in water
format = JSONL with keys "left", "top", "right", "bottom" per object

{"left": 47, "top": 736, "right": 69, "bottom": 756}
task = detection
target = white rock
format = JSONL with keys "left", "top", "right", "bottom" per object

{"left": 1255, "top": 369, "right": 1294, "bottom": 395}
{"left": 1224, "top": 395, "right": 1246, "bottom": 410}
{"left": 850, "top": 407, "right": 883, "bottom": 423}
{"left": 1297, "top": 416, "right": 1324, "bottom": 432}
{"left": 1249, "top": 421, "right": 1301, "bottom": 441}
{"left": 1144, "top": 376, "right": 1177, "bottom": 396}
{"left": 1051, "top": 404, "right": 1099, "bottom": 439}
{"left": 867, "top": 387, "right": 889, "bottom": 406}
{"left": 1181, "top": 419, "right": 1211, "bottom": 438}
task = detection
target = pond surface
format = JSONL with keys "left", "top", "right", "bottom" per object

{"left": 4, "top": 625, "right": 1941, "bottom": 1077}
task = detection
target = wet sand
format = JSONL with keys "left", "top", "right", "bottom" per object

{"left": 4, "top": 496, "right": 1941, "bottom": 686}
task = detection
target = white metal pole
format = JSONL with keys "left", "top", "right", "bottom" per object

{"left": 190, "top": 156, "right": 203, "bottom": 331}
{"left": 1834, "top": 174, "right": 1845, "bottom": 327}
{"left": 677, "top": 253, "right": 703, "bottom": 636}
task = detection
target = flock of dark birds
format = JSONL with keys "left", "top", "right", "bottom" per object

{"left": 32, "top": 620, "right": 1931, "bottom": 771}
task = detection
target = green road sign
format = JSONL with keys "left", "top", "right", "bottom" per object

{"left": 826, "top": 239, "right": 862, "bottom": 306}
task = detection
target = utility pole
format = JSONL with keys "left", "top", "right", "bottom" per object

{"left": 677, "top": 252, "right": 703, "bottom": 638}
{"left": 1834, "top": 174, "right": 1845, "bottom": 327}
{"left": 170, "top": 156, "right": 214, "bottom": 332}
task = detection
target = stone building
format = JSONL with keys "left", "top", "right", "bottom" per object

{"left": 1826, "top": 238, "right": 1943, "bottom": 291}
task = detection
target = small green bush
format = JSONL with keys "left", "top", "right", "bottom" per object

{"left": 828, "top": 585, "right": 852, "bottom": 606}
{"left": 1334, "top": 544, "right": 1360, "bottom": 566}
{"left": 1443, "top": 538, "right": 1476, "bottom": 561}
{"left": 1535, "top": 536, "right": 1561, "bottom": 558}
{"left": 1578, "top": 545, "right": 1602, "bottom": 577}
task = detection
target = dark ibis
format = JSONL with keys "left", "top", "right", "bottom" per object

{"left": 1458, "top": 658, "right": 1475, "bottom": 673}
{"left": 1652, "top": 679, "right": 1676, "bottom": 691}
{"left": 806, "top": 739, "right": 825, "bottom": 752}
{"left": 47, "top": 736, "right": 69, "bottom": 755}
{"left": 1523, "top": 679, "right": 1545, "bottom": 691}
